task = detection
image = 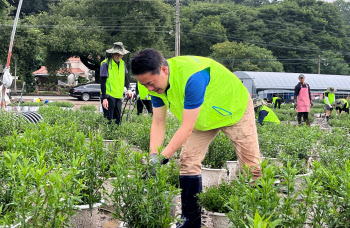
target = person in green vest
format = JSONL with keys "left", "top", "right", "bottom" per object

{"left": 324, "top": 87, "right": 336, "bottom": 122}
{"left": 253, "top": 98, "right": 280, "bottom": 125}
{"left": 131, "top": 49, "right": 262, "bottom": 228}
{"left": 334, "top": 98, "right": 349, "bottom": 115}
{"left": 272, "top": 94, "right": 282, "bottom": 109}
{"left": 100, "top": 42, "right": 130, "bottom": 125}
{"left": 136, "top": 81, "right": 153, "bottom": 115}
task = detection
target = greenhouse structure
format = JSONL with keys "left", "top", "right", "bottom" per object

{"left": 234, "top": 71, "right": 350, "bottom": 101}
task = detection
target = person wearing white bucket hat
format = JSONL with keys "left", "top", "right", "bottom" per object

{"left": 324, "top": 87, "right": 337, "bottom": 122}
{"left": 100, "top": 42, "right": 130, "bottom": 125}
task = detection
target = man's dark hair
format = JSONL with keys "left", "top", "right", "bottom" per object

{"left": 131, "top": 49, "right": 168, "bottom": 75}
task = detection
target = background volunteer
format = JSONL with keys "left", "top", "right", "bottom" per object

{"left": 253, "top": 98, "right": 280, "bottom": 125}
{"left": 294, "top": 74, "right": 312, "bottom": 126}
{"left": 135, "top": 81, "right": 153, "bottom": 115}
{"left": 324, "top": 87, "right": 336, "bottom": 122}
{"left": 100, "top": 42, "right": 130, "bottom": 125}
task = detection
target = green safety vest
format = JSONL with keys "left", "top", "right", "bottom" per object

{"left": 149, "top": 56, "right": 249, "bottom": 131}
{"left": 272, "top": 97, "right": 280, "bottom": 104}
{"left": 256, "top": 105, "right": 280, "bottom": 125}
{"left": 341, "top": 98, "right": 349, "bottom": 108}
{"left": 138, "top": 81, "right": 151, "bottom": 100}
{"left": 324, "top": 91, "right": 335, "bottom": 105}
{"left": 100, "top": 58, "right": 125, "bottom": 99}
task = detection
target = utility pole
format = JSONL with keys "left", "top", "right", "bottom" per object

{"left": 14, "top": 55, "right": 17, "bottom": 93}
{"left": 175, "top": 0, "right": 180, "bottom": 56}
{"left": 318, "top": 55, "right": 321, "bottom": 74}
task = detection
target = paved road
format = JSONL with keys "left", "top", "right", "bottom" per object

{"left": 12, "top": 95, "right": 102, "bottom": 111}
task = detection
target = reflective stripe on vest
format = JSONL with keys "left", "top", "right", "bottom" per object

{"left": 138, "top": 81, "right": 151, "bottom": 100}
{"left": 324, "top": 91, "right": 335, "bottom": 105}
{"left": 256, "top": 105, "right": 280, "bottom": 124}
{"left": 101, "top": 59, "right": 125, "bottom": 99}
{"left": 149, "top": 56, "right": 249, "bottom": 131}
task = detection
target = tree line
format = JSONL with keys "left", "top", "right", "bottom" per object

{"left": 2, "top": 0, "right": 350, "bottom": 88}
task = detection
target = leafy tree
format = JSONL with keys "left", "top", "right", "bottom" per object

{"left": 8, "top": 0, "right": 50, "bottom": 15}
{"left": 188, "top": 16, "right": 227, "bottom": 56}
{"left": 210, "top": 41, "right": 284, "bottom": 72}
{"left": 256, "top": 0, "right": 350, "bottom": 73}
{"left": 311, "top": 51, "right": 350, "bottom": 75}
{"left": 30, "top": 0, "right": 173, "bottom": 82}
{"left": 334, "top": 0, "right": 350, "bottom": 25}
{"left": 181, "top": 2, "right": 232, "bottom": 55}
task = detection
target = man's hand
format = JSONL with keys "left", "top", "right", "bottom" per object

{"left": 142, "top": 153, "right": 169, "bottom": 179}
{"left": 310, "top": 101, "right": 313, "bottom": 107}
{"left": 294, "top": 102, "right": 297, "bottom": 109}
{"left": 103, "top": 99, "right": 108, "bottom": 110}
{"left": 137, "top": 94, "right": 140, "bottom": 100}
{"left": 150, "top": 153, "right": 169, "bottom": 167}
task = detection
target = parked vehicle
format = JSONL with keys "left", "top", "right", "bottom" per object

{"left": 69, "top": 83, "right": 101, "bottom": 101}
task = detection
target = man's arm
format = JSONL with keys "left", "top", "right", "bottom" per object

{"left": 161, "top": 107, "right": 201, "bottom": 158}
{"left": 124, "top": 65, "right": 130, "bottom": 89}
{"left": 100, "top": 62, "right": 109, "bottom": 109}
{"left": 150, "top": 105, "right": 168, "bottom": 155}
{"left": 308, "top": 84, "right": 312, "bottom": 101}
{"left": 257, "top": 110, "right": 268, "bottom": 125}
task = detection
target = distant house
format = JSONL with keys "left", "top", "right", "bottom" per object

{"left": 33, "top": 57, "right": 92, "bottom": 86}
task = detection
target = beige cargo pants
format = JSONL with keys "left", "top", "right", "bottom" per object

{"left": 180, "top": 97, "right": 261, "bottom": 179}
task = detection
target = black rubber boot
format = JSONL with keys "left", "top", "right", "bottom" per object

{"left": 176, "top": 175, "right": 202, "bottom": 228}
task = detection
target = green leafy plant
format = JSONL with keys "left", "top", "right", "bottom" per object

{"left": 243, "top": 211, "right": 281, "bottom": 228}
{"left": 197, "top": 181, "right": 235, "bottom": 213}
{"left": 19, "top": 101, "right": 43, "bottom": 106}
{"left": 79, "top": 105, "right": 97, "bottom": 112}
{"left": 47, "top": 101, "right": 74, "bottom": 108}
{"left": 110, "top": 151, "right": 181, "bottom": 228}
{"left": 77, "top": 132, "right": 108, "bottom": 206}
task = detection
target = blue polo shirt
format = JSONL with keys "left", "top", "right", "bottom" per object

{"left": 151, "top": 68, "right": 210, "bottom": 109}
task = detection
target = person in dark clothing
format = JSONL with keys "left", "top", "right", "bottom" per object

{"left": 100, "top": 42, "right": 130, "bottom": 125}
{"left": 272, "top": 94, "right": 282, "bottom": 109}
{"left": 136, "top": 82, "right": 153, "bottom": 115}
{"left": 294, "top": 74, "right": 312, "bottom": 126}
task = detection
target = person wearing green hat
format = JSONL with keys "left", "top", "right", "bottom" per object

{"left": 324, "top": 87, "right": 337, "bottom": 122}
{"left": 100, "top": 42, "right": 130, "bottom": 125}
{"left": 131, "top": 49, "right": 262, "bottom": 228}
{"left": 334, "top": 98, "right": 349, "bottom": 116}
{"left": 253, "top": 98, "right": 280, "bottom": 125}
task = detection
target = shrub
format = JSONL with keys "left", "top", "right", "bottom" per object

{"left": 110, "top": 151, "right": 180, "bottom": 228}
{"left": 79, "top": 105, "right": 97, "bottom": 112}
{"left": 197, "top": 181, "right": 234, "bottom": 213}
